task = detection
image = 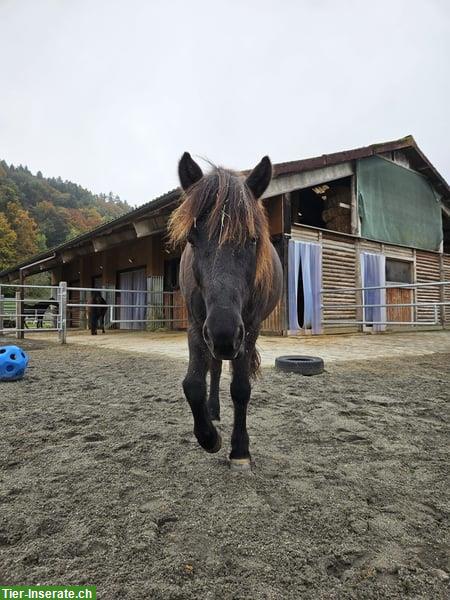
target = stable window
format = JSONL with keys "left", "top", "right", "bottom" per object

{"left": 385, "top": 258, "right": 413, "bottom": 284}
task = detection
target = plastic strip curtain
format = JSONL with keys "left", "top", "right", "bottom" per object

{"left": 119, "top": 269, "right": 147, "bottom": 330}
{"left": 288, "top": 240, "right": 322, "bottom": 334}
{"left": 360, "top": 252, "right": 386, "bottom": 332}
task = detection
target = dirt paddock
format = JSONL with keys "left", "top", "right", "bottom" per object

{"left": 0, "top": 338, "right": 449, "bottom": 599}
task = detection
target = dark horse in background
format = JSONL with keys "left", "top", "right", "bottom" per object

{"left": 24, "top": 298, "right": 58, "bottom": 328}
{"left": 90, "top": 291, "right": 107, "bottom": 335}
{"left": 169, "top": 153, "right": 283, "bottom": 471}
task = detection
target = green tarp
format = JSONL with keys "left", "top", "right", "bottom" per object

{"left": 357, "top": 156, "right": 442, "bottom": 251}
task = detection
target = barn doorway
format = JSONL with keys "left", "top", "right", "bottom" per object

{"left": 118, "top": 267, "right": 147, "bottom": 330}
{"left": 288, "top": 240, "right": 322, "bottom": 334}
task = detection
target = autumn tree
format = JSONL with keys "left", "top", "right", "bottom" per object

{"left": 33, "top": 200, "right": 71, "bottom": 247}
{"left": 6, "top": 201, "right": 45, "bottom": 261}
{"left": 0, "top": 213, "right": 17, "bottom": 270}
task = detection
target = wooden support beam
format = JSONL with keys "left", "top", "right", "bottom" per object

{"left": 133, "top": 215, "right": 168, "bottom": 238}
{"left": 93, "top": 229, "right": 136, "bottom": 252}
{"left": 350, "top": 174, "right": 360, "bottom": 235}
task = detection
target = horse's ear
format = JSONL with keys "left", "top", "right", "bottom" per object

{"left": 246, "top": 156, "right": 272, "bottom": 199}
{"left": 178, "top": 152, "right": 203, "bottom": 191}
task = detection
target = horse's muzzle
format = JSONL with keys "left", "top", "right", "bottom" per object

{"left": 203, "top": 321, "right": 244, "bottom": 361}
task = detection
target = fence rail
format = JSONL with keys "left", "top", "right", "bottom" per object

{"left": 321, "top": 280, "right": 450, "bottom": 328}
{"left": 1, "top": 279, "right": 449, "bottom": 344}
{"left": 0, "top": 282, "right": 188, "bottom": 343}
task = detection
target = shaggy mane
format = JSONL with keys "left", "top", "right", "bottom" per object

{"left": 168, "top": 167, "right": 273, "bottom": 290}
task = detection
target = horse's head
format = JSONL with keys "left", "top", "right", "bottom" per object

{"left": 170, "top": 153, "right": 273, "bottom": 360}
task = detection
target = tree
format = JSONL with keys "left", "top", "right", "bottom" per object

{"left": 6, "top": 201, "right": 45, "bottom": 261}
{"left": 33, "top": 200, "right": 71, "bottom": 247}
{"left": 0, "top": 213, "right": 17, "bottom": 271}
{"left": 0, "top": 179, "right": 21, "bottom": 212}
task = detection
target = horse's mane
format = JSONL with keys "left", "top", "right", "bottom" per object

{"left": 168, "top": 167, "right": 273, "bottom": 289}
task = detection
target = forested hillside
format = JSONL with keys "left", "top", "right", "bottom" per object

{"left": 0, "top": 161, "right": 131, "bottom": 271}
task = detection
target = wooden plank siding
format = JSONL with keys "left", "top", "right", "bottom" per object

{"left": 261, "top": 300, "right": 284, "bottom": 334}
{"left": 443, "top": 254, "right": 450, "bottom": 326}
{"left": 291, "top": 226, "right": 321, "bottom": 243}
{"left": 416, "top": 251, "right": 441, "bottom": 323}
{"left": 173, "top": 291, "right": 188, "bottom": 330}
{"left": 322, "top": 233, "right": 358, "bottom": 329}
{"left": 386, "top": 287, "right": 413, "bottom": 323}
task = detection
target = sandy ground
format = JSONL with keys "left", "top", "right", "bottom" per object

{"left": 0, "top": 338, "right": 449, "bottom": 599}
{"left": 28, "top": 328, "right": 450, "bottom": 367}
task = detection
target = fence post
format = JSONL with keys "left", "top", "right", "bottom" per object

{"left": 15, "top": 291, "right": 21, "bottom": 339}
{"left": 58, "top": 281, "right": 67, "bottom": 344}
{"left": 0, "top": 291, "right": 3, "bottom": 336}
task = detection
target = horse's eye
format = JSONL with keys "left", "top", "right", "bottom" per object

{"left": 251, "top": 237, "right": 258, "bottom": 245}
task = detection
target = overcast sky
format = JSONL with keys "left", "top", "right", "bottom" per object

{"left": 1, "top": 0, "right": 449, "bottom": 206}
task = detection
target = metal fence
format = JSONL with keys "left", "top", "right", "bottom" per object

{"left": 0, "top": 282, "right": 63, "bottom": 338}
{"left": 0, "top": 282, "right": 188, "bottom": 344}
{"left": 1, "top": 279, "right": 449, "bottom": 344}
{"left": 321, "top": 280, "right": 450, "bottom": 328}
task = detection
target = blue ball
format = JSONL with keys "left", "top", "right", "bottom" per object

{"left": 0, "top": 345, "right": 29, "bottom": 381}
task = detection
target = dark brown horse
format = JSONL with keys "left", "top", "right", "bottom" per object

{"left": 169, "top": 153, "right": 283, "bottom": 470}
{"left": 89, "top": 291, "right": 107, "bottom": 335}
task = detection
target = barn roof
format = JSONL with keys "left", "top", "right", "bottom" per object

{"left": 1, "top": 135, "right": 449, "bottom": 280}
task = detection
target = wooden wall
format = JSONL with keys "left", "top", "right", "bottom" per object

{"left": 416, "top": 251, "right": 442, "bottom": 324}
{"left": 443, "top": 254, "right": 450, "bottom": 326}
{"left": 322, "top": 233, "right": 358, "bottom": 328}
{"left": 291, "top": 224, "right": 448, "bottom": 333}
{"left": 60, "top": 234, "right": 166, "bottom": 289}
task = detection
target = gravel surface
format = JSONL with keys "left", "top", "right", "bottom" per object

{"left": 0, "top": 338, "right": 449, "bottom": 599}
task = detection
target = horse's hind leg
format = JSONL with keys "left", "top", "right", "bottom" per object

{"left": 101, "top": 313, "right": 106, "bottom": 334}
{"left": 183, "top": 330, "right": 221, "bottom": 454}
{"left": 229, "top": 354, "right": 252, "bottom": 471}
{"left": 207, "top": 358, "right": 222, "bottom": 421}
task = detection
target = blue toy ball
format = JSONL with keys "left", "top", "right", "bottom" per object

{"left": 0, "top": 345, "right": 29, "bottom": 381}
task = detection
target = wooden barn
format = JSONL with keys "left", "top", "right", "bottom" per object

{"left": 1, "top": 135, "right": 449, "bottom": 335}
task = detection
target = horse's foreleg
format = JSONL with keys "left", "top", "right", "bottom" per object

{"left": 229, "top": 354, "right": 252, "bottom": 470}
{"left": 207, "top": 358, "right": 222, "bottom": 421}
{"left": 183, "top": 331, "right": 222, "bottom": 454}
{"left": 90, "top": 313, "right": 97, "bottom": 335}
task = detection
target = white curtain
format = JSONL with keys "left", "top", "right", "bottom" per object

{"left": 119, "top": 269, "right": 147, "bottom": 330}
{"left": 288, "top": 240, "right": 322, "bottom": 334}
{"left": 360, "top": 252, "right": 386, "bottom": 332}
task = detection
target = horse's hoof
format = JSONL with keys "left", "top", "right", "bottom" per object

{"left": 229, "top": 458, "right": 252, "bottom": 472}
{"left": 205, "top": 431, "right": 222, "bottom": 454}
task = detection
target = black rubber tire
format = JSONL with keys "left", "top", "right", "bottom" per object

{"left": 275, "top": 355, "right": 324, "bottom": 376}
